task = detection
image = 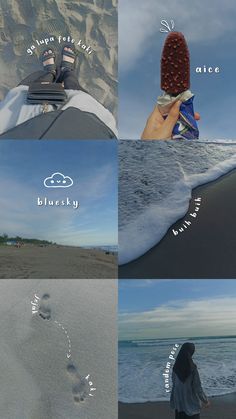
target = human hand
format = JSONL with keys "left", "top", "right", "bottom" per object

{"left": 141, "top": 101, "right": 200, "bottom": 140}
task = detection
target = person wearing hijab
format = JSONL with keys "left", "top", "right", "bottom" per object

{"left": 170, "top": 342, "right": 210, "bottom": 418}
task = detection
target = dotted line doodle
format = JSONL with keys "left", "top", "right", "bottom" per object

{"left": 54, "top": 320, "right": 72, "bottom": 359}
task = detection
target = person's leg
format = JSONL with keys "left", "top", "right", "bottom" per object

{"left": 58, "top": 45, "right": 80, "bottom": 90}
{"left": 61, "top": 69, "right": 80, "bottom": 90}
{"left": 36, "top": 72, "right": 54, "bottom": 83}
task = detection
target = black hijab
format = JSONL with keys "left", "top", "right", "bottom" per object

{"left": 173, "top": 342, "right": 196, "bottom": 383}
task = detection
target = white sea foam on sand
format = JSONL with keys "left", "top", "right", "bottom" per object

{"left": 119, "top": 140, "right": 236, "bottom": 264}
{"left": 119, "top": 336, "right": 236, "bottom": 403}
{"left": 0, "top": 279, "right": 117, "bottom": 419}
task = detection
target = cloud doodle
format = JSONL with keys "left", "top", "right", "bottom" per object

{"left": 44, "top": 172, "right": 74, "bottom": 188}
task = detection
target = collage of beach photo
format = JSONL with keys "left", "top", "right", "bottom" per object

{"left": 0, "top": 0, "right": 236, "bottom": 419}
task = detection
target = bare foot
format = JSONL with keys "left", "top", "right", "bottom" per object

{"left": 61, "top": 46, "right": 75, "bottom": 70}
{"left": 42, "top": 49, "right": 54, "bottom": 67}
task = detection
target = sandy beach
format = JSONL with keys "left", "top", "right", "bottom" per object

{"left": 119, "top": 393, "right": 236, "bottom": 419}
{"left": 0, "top": 245, "right": 117, "bottom": 279}
{"left": 0, "top": 279, "right": 117, "bottom": 419}
{"left": 0, "top": 0, "right": 117, "bottom": 116}
{"left": 119, "top": 169, "right": 236, "bottom": 279}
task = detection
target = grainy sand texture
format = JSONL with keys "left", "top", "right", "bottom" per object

{"left": 0, "top": 0, "right": 117, "bottom": 115}
{"left": 0, "top": 245, "right": 117, "bottom": 278}
{"left": 0, "top": 279, "right": 117, "bottom": 419}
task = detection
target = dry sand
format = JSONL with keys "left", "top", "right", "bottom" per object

{"left": 0, "top": 279, "right": 117, "bottom": 419}
{"left": 119, "top": 393, "right": 236, "bottom": 419}
{"left": 0, "top": 0, "right": 117, "bottom": 116}
{"left": 119, "top": 169, "right": 236, "bottom": 279}
{"left": 0, "top": 245, "right": 117, "bottom": 278}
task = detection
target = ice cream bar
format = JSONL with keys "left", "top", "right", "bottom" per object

{"left": 161, "top": 31, "right": 190, "bottom": 95}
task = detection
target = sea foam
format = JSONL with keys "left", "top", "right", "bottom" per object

{"left": 119, "top": 141, "right": 236, "bottom": 265}
{"left": 119, "top": 336, "right": 236, "bottom": 403}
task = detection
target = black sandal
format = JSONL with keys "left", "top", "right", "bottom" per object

{"left": 61, "top": 45, "right": 76, "bottom": 71}
{"left": 42, "top": 48, "right": 56, "bottom": 74}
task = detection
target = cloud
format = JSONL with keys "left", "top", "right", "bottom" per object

{"left": 0, "top": 169, "right": 116, "bottom": 246}
{"left": 78, "top": 164, "right": 116, "bottom": 202}
{"left": 119, "top": 94, "right": 152, "bottom": 139}
{"left": 119, "top": 0, "right": 236, "bottom": 73}
{"left": 119, "top": 297, "right": 236, "bottom": 340}
{"left": 0, "top": 178, "right": 73, "bottom": 240}
{"left": 44, "top": 172, "right": 73, "bottom": 188}
{"left": 119, "top": 280, "right": 156, "bottom": 290}
{"left": 119, "top": 0, "right": 159, "bottom": 73}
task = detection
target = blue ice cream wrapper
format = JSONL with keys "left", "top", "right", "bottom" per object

{"left": 157, "top": 90, "right": 199, "bottom": 140}
{"left": 172, "top": 96, "right": 199, "bottom": 140}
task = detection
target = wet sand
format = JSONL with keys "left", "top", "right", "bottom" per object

{"left": 0, "top": 245, "right": 117, "bottom": 279}
{"left": 119, "top": 393, "right": 236, "bottom": 419}
{"left": 119, "top": 169, "right": 236, "bottom": 279}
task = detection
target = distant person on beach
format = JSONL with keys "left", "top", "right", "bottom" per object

{"left": 0, "top": 46, "right": 117, "bottom": 139}
{"left": 170, "top": 342, "right": 210, "bottom": 419}
{"left": 141, "top": 102, "right": 200, "bottom": 140}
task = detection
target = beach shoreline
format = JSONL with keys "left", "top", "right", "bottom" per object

{"left": 119, "top": 168, "right": 236, "bottom": 278}
{"left": 0, "top": 245, "right": 117, "bottom": 279}
{"left": 119, "top": 392, "right": 236, "bottom": 419}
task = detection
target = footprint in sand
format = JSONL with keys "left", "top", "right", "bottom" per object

{"left": 39, "top": 293, "right": 51, "bottom": 320}
{"left": 38, "top": 296, "right": 94, "bottom": 403}
{"left": 66, "top": 362, "right": 91, "bottom": 403}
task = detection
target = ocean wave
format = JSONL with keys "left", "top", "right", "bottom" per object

{"left": 197, "top": 139, "right": 236, "bottom": 144}
{"left": 119, "top": 141, "right": 236, "bottom": 264}
{"left": 119, "top": 338, "right": 236, "bottom": 403}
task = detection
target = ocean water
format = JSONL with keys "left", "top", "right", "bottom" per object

{"left": 119, "top": 140, "right": 236, "bottom": 264}
{"left": 99, "top": 245, "right": 118, "bottom": 253}
{"left": 83, "top": 245, "right": 118, "bottom": 252}
{"left": 119, "top": 336, "right": 236, "bottom": 403}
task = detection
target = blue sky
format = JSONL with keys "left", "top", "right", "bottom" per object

{"left": 0, "top": 141, "right": 117, "bottom": 246}
{"left": 119, "top": 280, "right": 236, "bottom": 340}
{"left": 119, "top": 0, "right": 236, "bottom": 140}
